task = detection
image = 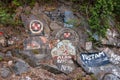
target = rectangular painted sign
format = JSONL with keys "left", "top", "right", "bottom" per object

{"left": 80, "top": 52, "right": 110, "bottom": 67}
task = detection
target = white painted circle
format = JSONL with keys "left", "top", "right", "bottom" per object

{"left": 29, "top": 20, "right": 43, "bottom": 34}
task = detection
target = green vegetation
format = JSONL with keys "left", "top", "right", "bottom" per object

{"left": 0, "top": 0, "right": 23, "bottom": 26}
{"left": 114, "top": 0, "right": 120, "bottom": 22}
{"left": 89, "top": 0, "right": 114, "bottom": 38}
{"left": 65, "top": 19, "right": 80, "bottom": 27}
{"left": 32, "top": 49, "right": 39, "bottom": 54}
{"left": 0, "top": 0, "right": 55, "bottom": 27}
{"left": 71, "top": 0, "right": 118, "bottom": 40}
{"left": 0, "top": 56, "right": 3, "bottom": 61}
{"left": 0, "top": 0, "right": 119, "bottom": 39}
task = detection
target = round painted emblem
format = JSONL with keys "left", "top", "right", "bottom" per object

{"left": 55, "top": 28, "right": 79, "bottom": 44}
{"left": 29, "top": 20, "right": 43, "bottom": 34}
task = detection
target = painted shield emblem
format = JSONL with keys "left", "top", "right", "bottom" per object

{"left": 51, "top": 40, "right": 76, "bottom": 73}
{"left": 29, "top": 20, "right": 43, "bottom": 34}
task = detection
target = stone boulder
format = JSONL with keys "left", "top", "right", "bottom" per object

{"left": 13, "top": 50, "right": 40, "bottom": 67}
{"left": 0, "top": 67, "right": 12, "bottom": 78}
{"left": 12, "top": 59, "right": 30, "bottom": 75}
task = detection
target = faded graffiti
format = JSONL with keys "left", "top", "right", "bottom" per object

{"left": 110, "top": 53, "right": 120, "bottom": 64}
{"left": 51, "top": 40, "right": 76, "bottom": 58}
{"left": 26, "top": 41, "right": 40, "bottom": 50}
{"left": 60, "top": 65, "right": 73, "bottom": 72}
{"left": 103, "top": 48, "right": 120, "bottom": 65}
{"left": 51, "top": 40, "right": 76, "bottom": 73}
{"left": 24, "top": 37, "right": 42, "bottom": 50}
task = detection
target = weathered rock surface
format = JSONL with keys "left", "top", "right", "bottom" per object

{"left": 0, "top": 1, "right": 120, "bottom": 80}
{"left": 12, "top": 59, "right": 30, "bottom": 75}
{"left": 0, "top": 67, "right": 12, "bottom": 78}
{"left": 51, "top": 40, "right": 77, "bottom": 73}
{"left": 101, "top": 28, "right": 120, "bottom": 47}
{"left": 50, "top": 22, "right": 63, "bottom": 31}
{"left": 77, "top": 51, "right": 120, "bottom": 80}
{"left": 0, "top": 52, "right": 4, "bottom": 60}
{"left": 103, "top": 48, "right": 120, "bottom": 66}
{"left": 13, "top": 50, "right": 40, "bottom": 67}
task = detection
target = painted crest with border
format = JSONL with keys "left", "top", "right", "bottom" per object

{"left": 55, "top": 28, "right": 79, "bottom": 46}
{"left": 29, "top": 20, "right": 43, "bottom": 35}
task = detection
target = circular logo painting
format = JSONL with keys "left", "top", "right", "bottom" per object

{"left": 55, "top": 28, "right": 79, "bottom": 44}
{"left": 29, "top": 20, "right": 43, "bottom": 34}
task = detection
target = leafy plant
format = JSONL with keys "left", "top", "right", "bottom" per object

{"left": 71, "top": 0, "right": 115, "bottom": 41}
{"left": 0, "top": 8, "right": 22, "bottom": 26}
{"left": 88, "top": 0, "right": 114, "bottom": 38}
{"left": 114, "top": 0, "right": 120, "bottom": 22}
{"left": 65, "top": 19, "right": 79, "bottom": 27}
{"left": 0, "top": 56, "right": 3, "bottom": 61}
{"left": 0, "top": 0, "right": 37, "bottom": 26}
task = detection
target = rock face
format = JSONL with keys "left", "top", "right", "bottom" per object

{"left": 0, "top": 52, "right": 4, "bottom": 60}
{"left": 24, "top": 36, "right": 43, "bottom": 50}
{"left": 101, "top": 28, "right": 120, "bottom": 47}
{"left": 19, "top": 76, "right": 32, "bottom": 80}
{"left": 0, "top": 32, "right": 6, "bottom": 47}
{"left": 50, "top": 22, "right": 63, "bottom": 31}
{"left": 51, "top": 40, "right": 77, "bottom": 73}
{"left": 18, "top": 50, "right": 40, "bottom": 67}
{"left": 0, "top": 2, "right": 120, "bottom": 80}
{"left": 103, "top": 48, "right": 120, "bottom": 66}
{"left": 21, "top": 6, "right": 51, "bottom": 37}
{"left": 0, "top": 67, "right": 11, "bottom": 78}
{"left": 39, "top": 64, "right": 64, "bottom": 74}
{"left": 55, "top": 28, "right": 79, "bottom": 47}
{"left": 12, "top": 59, "right": 30, "bottom": 75}
{"left": 102, "top": 73, "right": 120, "bottom": 80}
{"left": 85, "top": 41, "right": 93, "bottom": 51}
{"left": 20, "top": 7, "right": 80, "bottom": 74}
{"left": 5, "top": 51, "right": 12, "bottom": 60}
{"left": 77, "top": 51, "right": 120, "bottom": 80}
{"left": 64, "top": 10, "right": 79, "bottom": 28}
{"left": 79, "top": 52, "right": 110, "bottom": 67}
{"left": 44, "top": 7, "right": 64, "bottom": 23}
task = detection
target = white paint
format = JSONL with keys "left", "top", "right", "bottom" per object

{"left": 111, "top": 53, "right": 120, "bottom": 64}
{"left": 86, "top": 42, "right": 92, "bottom": 50}
{"left": 8, "top": 40, "right": 14, "bottom": 45}
{"left": 103, "top": 48, "right": 120, "bottom": 64}
{"left": 29, "top": 20, "right": 43, "bottom": 34}
{"left": 0, "top": 39, "right": 5, "bottom": 43}
{"left": 26, "top": 41, "right": 40, "bottom": 50}
{"left": 60, "top": 65, "right": 73, "bottom": 72}
{"left": 51, "top": 40, "right": 76, "bottom": 57}
{"left": 25, "top": 76, "right": 32, "bottom": 80}
{"left": 82, "top": 52, "right": 105, "bottom": 61}
{"left": 57, "top": 55, "right": 72, "bottom": 63}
